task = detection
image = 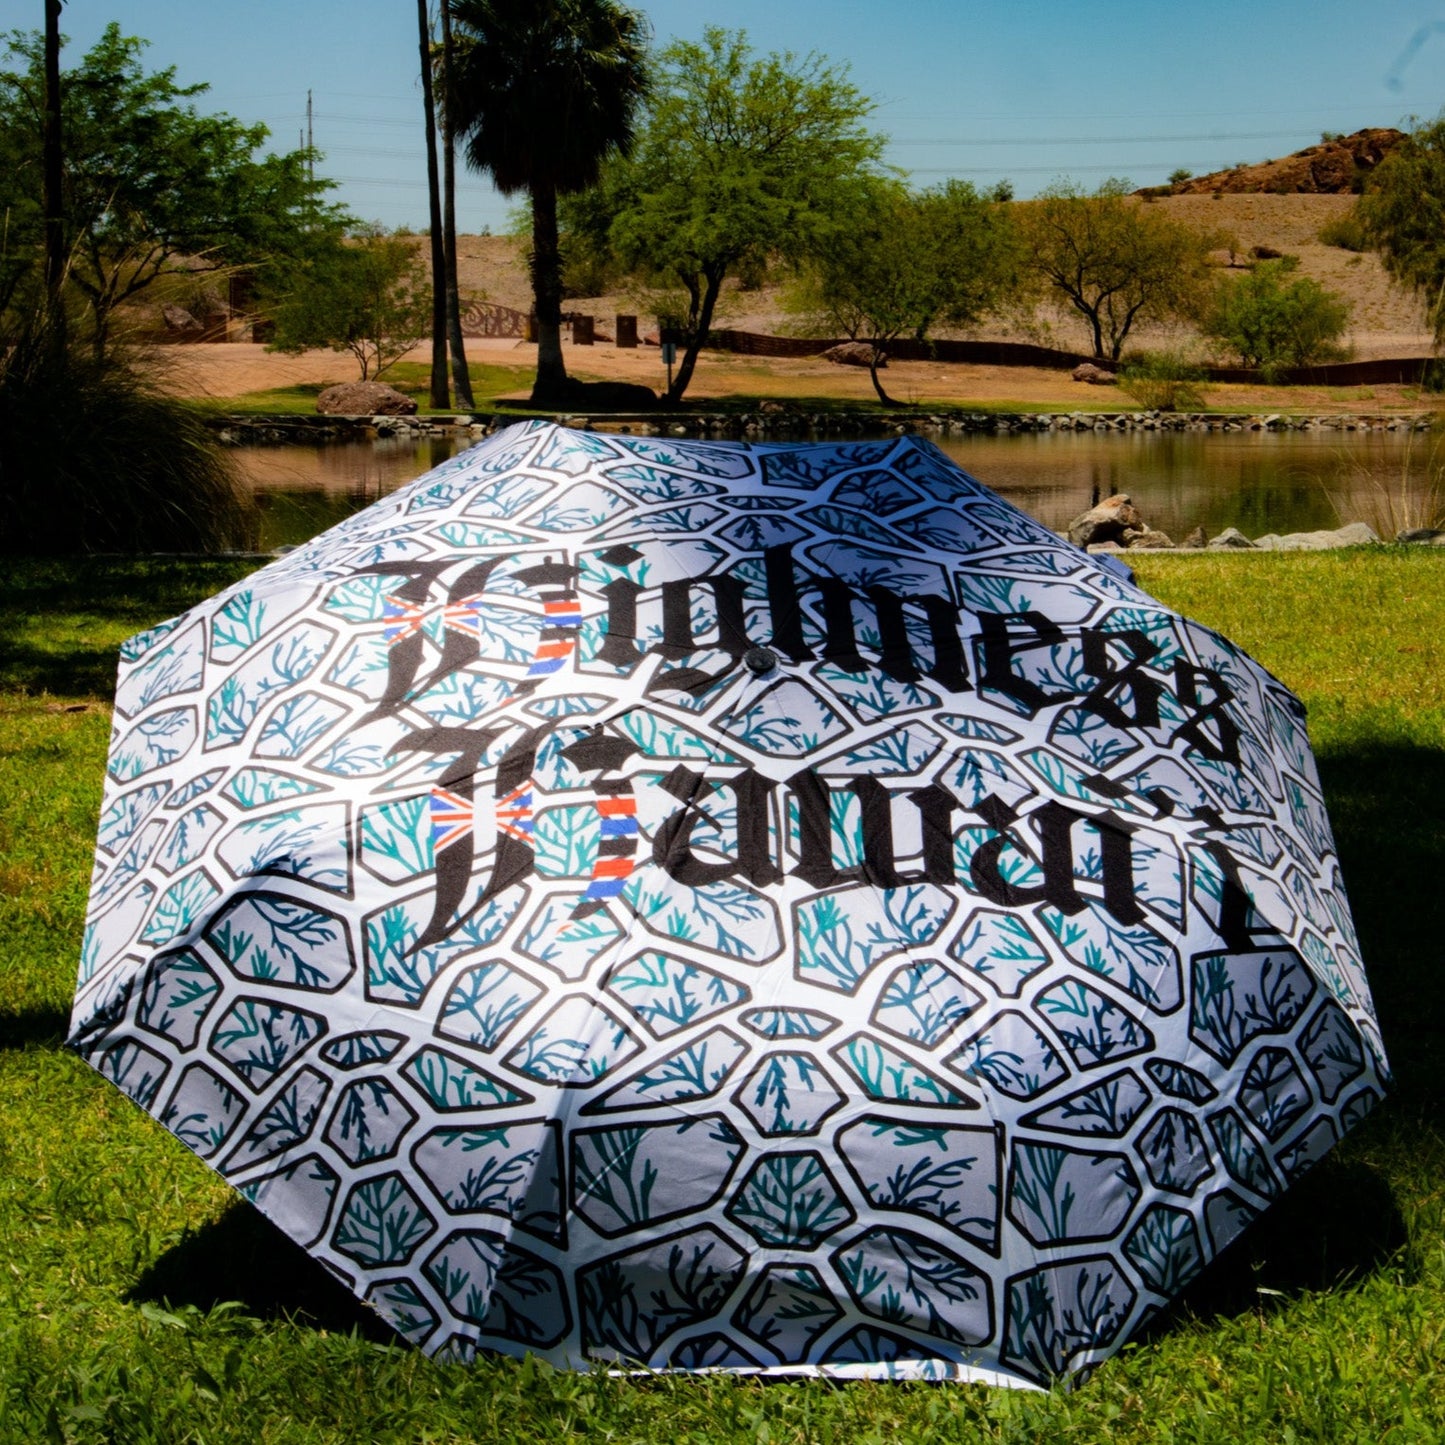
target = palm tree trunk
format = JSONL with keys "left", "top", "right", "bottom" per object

{"left": 530, "top": 181, "right": 568, "bottom": 404}
{"left": 42, "top": 0, "right": 65, "bottom": 342}
{"left": 417, "top": 0, "right": 449, "bottom": 409}
{"left": 439, "top": 3, "right": 473, "bottom": 409}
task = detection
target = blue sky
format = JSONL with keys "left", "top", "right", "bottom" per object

{"left": 27, "top": 1, "right": 1445, "bottom": 232}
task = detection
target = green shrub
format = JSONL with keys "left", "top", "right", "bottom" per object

{"left": 1118, "top": 349, "right": 1207, "bottom": 410}
{"left": 262, "top": 226, "right": 430, "bottom": 380}
{"left": 1318, "top": 208, "right": 1370, "bottom": 251}
{"left": 0, "top": 316, "right": 257, "bottom": 555}
{"left": 1206, "top": 258, "right": 1350, "bottom": 375}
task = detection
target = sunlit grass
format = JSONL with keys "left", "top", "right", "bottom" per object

{"left": 202, "top": 360, "right": 542, "bottom": 416}
{"left": 2, "top": 553, "right": 1444, "bottom": 1441}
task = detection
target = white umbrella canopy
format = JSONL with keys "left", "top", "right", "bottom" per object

{"left": 72, "top": 420, "right": 1387, "bottom": 1386}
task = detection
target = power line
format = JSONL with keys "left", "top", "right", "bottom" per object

{"left": 902, "top": 164, "right": 1248, "bottom": 176}
{"left": 887, "top": 130, "right": 1330, "bottom": 147}
{"left": 878, "top": 105, "right": 1415, "bottom": 122}
{"left": 312, "top": 111, "right": 427, "bottom": 127}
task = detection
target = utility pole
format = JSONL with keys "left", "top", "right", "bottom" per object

{"left": 439, "top": 1, "right": 473, "bottom": 409}
{"left": 306, "top": 89, "right": 314, "bottom": 185}
{"left": 42, "top": 0, "right": 65, "bottom": 322}
{"left": 417, "top": 0, "right": 449, "bottom": 410}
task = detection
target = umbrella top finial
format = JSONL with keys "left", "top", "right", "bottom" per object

{"left": 743, "top": 646, "right": 779, "bottom": 676}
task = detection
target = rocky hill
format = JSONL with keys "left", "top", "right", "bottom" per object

{"left": 1160, "top": 127, "right": 1406, "bottom": 196}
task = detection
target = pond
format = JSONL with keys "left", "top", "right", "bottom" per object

{"left": 236, "top": 428, "right": 1437, "bottom": 551}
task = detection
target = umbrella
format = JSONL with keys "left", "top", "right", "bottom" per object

{"left": 72, "top": 420, "right": 1388, "bottom": 1387}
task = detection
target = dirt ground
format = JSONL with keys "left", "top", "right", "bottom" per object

{"left": 160, "top": 336, "right": 1437, "bottom": 417}
{"left": 158, "top": 194, "right": 1439, "bottom": 414}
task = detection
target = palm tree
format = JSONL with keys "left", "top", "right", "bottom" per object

{"left": 445, "top": 0, "right": 649, "bottom": 405}
{"left": 417, "top": 0, "right": 449, "bottom": 409}
{"left": 438, "top": 1, "right": 474, "bottom": 409}
{"left": 43, "top": 0, "right": 66, "bottom": 321}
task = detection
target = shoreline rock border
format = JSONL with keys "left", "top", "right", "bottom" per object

{"left": 206, "top": 407, "right": 1437, "bottom": 447}
{"left": 1070, "top": 493, "right": 1445, "bottom": 553}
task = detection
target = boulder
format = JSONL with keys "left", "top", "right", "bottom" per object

{"left": 1254, "top": 522, "right": 1381, "bottom": 551}
{"left": 1067, "top": 493, "right": 1146, "bottom": 547}
{"left": 1180, "top": 525, "right": 1209, "bottom": 549}
{"left": 162, "top": 304, "right": 203, "bottom": 334}
{"left": 1207, "top": 527, "right": 1259, "bottom": 550}
{"left": 317, "top": 381, "right": 417, "bottom": 416}
{"left": 1071, "top": 363, "right": 1117, "bottom": 385}
{"left": 1397, "top": 527, "right": 1445, "bottom": 544}
{"left": 1125, "top": 528, "right": 1175, "bottom": 549}
{"left": 823, "top": 341, "right": 883, "bottom": 369}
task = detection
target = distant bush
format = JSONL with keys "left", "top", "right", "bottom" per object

{"left": 1205, "top": 257, "right": 1350, "bottom": 375}
{"left": 1118, "top": 350, "right": 1207, "bottom": 411}
{"left": 263, "top": 226, "right": 431, "bottom": 380}
{"left": 1318, "top": 208, "right": 1370, "bottom": 251}
{"left": 1168, "top": 168, "right": 1193, "bottom": 186}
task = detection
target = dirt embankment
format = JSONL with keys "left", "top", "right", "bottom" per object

{"left": 435, "top": 191, "right": 1432, "bottom": 363}
{"left": 153, "top": 185, "right": 1437, "bottom": 411}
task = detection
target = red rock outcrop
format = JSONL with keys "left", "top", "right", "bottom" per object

{"left": 1155, "top": 128, "right": 1406, "bottom": 196}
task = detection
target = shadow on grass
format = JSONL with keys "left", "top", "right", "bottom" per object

{"left": 1318, "top": 741, "right": 1445, "bottom": 1111}
{"left": 0, "top": 1006, "right": 68, "bottom": 1051}
{"left": 0, "top": 558, "right": 257, "bottom": 697}
{"left": 1, "top": 641, "right": 134, "bottom": 700}
{"left": 1141, "top": 1153, "right": 1407, "bottom": 1341}
{"left": 128, "top": 1200, "right": 396, "bottom": 1341}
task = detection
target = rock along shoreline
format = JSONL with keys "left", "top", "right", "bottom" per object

{"left": 206, "top": 407, "right": 1437, "bottom": 447}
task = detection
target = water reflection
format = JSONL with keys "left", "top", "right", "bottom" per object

{"left": 244, "top": 436, "right": 461, "bottom": 549}
{"left": 236, "top": 429, "right": 1429, "bottom": 550}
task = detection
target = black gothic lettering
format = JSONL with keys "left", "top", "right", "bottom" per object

{"left": 1081, "top": 628, "right": 1164, "bottom": 730}
{"left": 1191, "top": 807, "right": 1256, "bottom": 950}
{"left": 386, "top": 722, "right": 506, "bottom": 950}
{"left": 763, "top": 544, "right": 814, "bottom": 663}
{"left": 788, "top": 769, "right": 866, "bottom": 890}
{"left": 597, "top": 545, "right": 645, "bottom": 667}
{"left": 1172, "top": 660, "right": 1241, "bottom": 765}
{"left": 560, "top": 730, "right": 640, "bottom": 919}
{"left": 653, "top": 765, "right": 782, "bottom": 888}
{"left": 598, "top": 576, "right": 643, "bottom": 666}
{"left": 977, "top": 611, "right": 1073, "bottom": 714}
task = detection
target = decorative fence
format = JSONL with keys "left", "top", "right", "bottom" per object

{"left": 703, "top": 331, "right": 1103, "bottom": 369}
{"left": 1203, "top": 357, "right": 1438, "bottom": 386}
{"left": 704, "top": 330, "right": 1439, "bottom": 385}
{"left": 460, "top": 301, "right": 530, "bottom": 338}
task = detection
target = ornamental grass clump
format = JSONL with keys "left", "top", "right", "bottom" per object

{"left": 1118, "top": 349, "right": 1207, "bottom": 411}
{"left": 1326, "top": 427, "right": 1445, "bottom": 539}
{"left": 0, "top": 314, "right": 257, "bottom": 554}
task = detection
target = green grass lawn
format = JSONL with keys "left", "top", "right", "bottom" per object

{"left": 203, "top": 360, "right": 540, "bottom": 417}
{"left": 2, "top": 553, "right": 1444, "bottom": 1442}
